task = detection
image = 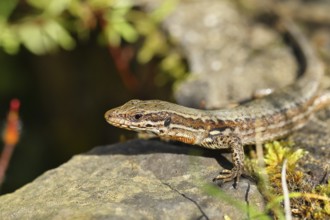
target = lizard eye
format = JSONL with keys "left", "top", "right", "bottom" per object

{"left": 134, "top": 113, "right": 143, "bottom": 120}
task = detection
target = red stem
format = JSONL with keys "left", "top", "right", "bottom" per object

{"left": 0, "top": 144, "right": 15, "bottom": 186}
{"left": 108, "top": 45, "right": 139, "bottom": 92}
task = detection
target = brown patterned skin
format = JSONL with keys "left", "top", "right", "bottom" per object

{"left": 104, "top": 20, "right": 330, "bottom": 185}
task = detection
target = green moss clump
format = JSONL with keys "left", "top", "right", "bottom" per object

{"left": 246, "top": 141, "right": 330, "bottom": 219}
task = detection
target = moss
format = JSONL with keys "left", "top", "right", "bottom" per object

{"left": 247, "top": 141, "right": 330, "bottom": 219}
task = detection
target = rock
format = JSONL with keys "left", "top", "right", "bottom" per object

{"left": 0, "top": 140, "right": 264, "bottom": 219}
{"left": 162, "top": 0, "right": 296, "bottom": 109}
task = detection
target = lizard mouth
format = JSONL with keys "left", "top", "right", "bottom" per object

{"left": 105, "top": 110, "right": 142, "bottom": 131}
{"left": 104, "top": 109, "right": 124, "bottom": 126}
{"left": 106, "top": 119, "right": 135, "bottom": 130}
{"left": 105, "top": 113, "right": 127, "bottom": 128}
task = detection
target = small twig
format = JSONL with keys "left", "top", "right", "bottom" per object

{"left": 281, "top": 159, "right": 292, "bottom": 220}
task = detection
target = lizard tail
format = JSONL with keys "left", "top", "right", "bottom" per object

{"left": 313, "top": 90, "right": 330, "bottom": 112}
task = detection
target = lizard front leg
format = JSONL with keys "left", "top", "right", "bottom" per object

{"left": 201, "top": 135, "right": 244, "bottom": 185}
{"left": 213, "top": 136, "right": 244, "bottom": 186}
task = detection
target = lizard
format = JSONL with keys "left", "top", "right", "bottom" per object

{"left": 104, "top": 18, "right": 330, "bottom": 186}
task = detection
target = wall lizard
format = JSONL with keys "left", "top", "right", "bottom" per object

{"left": 104, "top": 18, "right": 330, "bottom": 185}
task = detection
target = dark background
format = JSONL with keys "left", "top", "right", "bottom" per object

{"left": 0, "top": 38, "right": 173, "bottom": 194}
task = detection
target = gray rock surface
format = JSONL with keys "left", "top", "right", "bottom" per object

{"left": 0, "top": 140, "right": 265, "bottom": 220}
{"left": 164, "top": 0, "right": 296, "bottom": 109}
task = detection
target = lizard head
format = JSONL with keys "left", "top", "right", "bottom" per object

{"left": 104, "top": 99, "right": 176, "bottom": 135}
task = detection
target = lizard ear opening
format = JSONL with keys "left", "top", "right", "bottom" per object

{"left": 164, "top": 117, "right": 171, "bottom": 127}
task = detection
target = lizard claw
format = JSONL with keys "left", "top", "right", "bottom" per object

{"left": 212, "top": 168, "right": 241, "bottom": 187}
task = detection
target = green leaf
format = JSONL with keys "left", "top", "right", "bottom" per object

{"left": 28, "top": 0, "right": 72, "bottom": 15}
{"left": 112, "top": 0, "right": 133, "bottom": 10}
{"left": 17, "top": 19, "right": 75, "bottom": 54}
{"left": 47, "top": 0, "right": 72, "bottom": 15}
{"left": 138, "top": 31, "right": 165, "bottom": 63}
{"left": 0, "top": 0, "right": 19, "bottom": 21}
{"left": 44, "top": 20, "right": 76, "bottom": 50}
{"left": 0, "top": 22, "right": 20, "bottom": 54}
{"left": 27, "top": 0, "right": 49, "bottom": 10}
{"left": 104, "top": 23, "right": 121, "bottom": 46}
{"left": 150, "top": 0, "right": 178, "bottom": 22}
{"left": 114, "top": 21, "right": 138, "bottom": 43}
{"left": 18, "top": 22, "right": 47, "bottom": 54}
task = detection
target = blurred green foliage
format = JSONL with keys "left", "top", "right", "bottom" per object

{"left": 0, "top": 0, "right": 186, "bottom": 84}
{"left": 0, "top": 0, "right": 187, "bottom": 194}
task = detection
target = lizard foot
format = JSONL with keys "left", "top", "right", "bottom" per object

{"left": 212, "top": 168, "right": 241, "bottom": 187}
